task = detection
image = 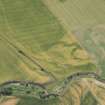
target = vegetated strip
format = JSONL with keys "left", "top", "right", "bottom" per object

{"left": 0, "top": 71, "right": 104, "bottom": 100}
{"left": 0, "top": 80, "right": 45, "bottom": 89}
{"left": 52, "top": 71, "right": 101, "bottom": 96}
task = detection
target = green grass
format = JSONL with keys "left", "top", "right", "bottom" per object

{"left": 0, "top": 0, "right": 96, "bottom": 82}
{"left": 80, "top": 91, "right": 98, "bottom": 105}
{"left": 0, "top": 0, "right": 65, "bottom": 52}
{"left": 0, "top": 40, "right": 28, "bottom": 83}
{"left": 0, "top": 0, "right": 100, "bottom": 105}
{"left": 74, "top": 26, "right": 105, "bottom": 78}
{"left": 43, "top": 0, "right": 105, "bottom": 77}
{"left": 43, "top": 0, "right": 105, "bottom": 31}
{"left": 0, "top": 0, "right": 65, "bottom": 82}
{"left": 17, "top": 97, "right": 59, "bottom": 105}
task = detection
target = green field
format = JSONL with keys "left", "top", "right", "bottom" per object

{"left": 43, "top": 0, "right": 105, "bottom": 77}
{"left": 43, "top": 0, "right": 105, "bottom": 31}
{"left": 74, "top": 25, "right": 105, "bottom": 78}
{"left": 80, "top": 91, "right": 98, "bottom": 105}
{"left": 0, "top": 0, "right": 96, "bottom": 82}
{"left": 0, "top": 0, "right": 105, "bottom": 105}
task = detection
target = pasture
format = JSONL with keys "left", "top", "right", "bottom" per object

{"left": 0, "top": 0, "right": 103, "bottom": 105}
{"left": 43, "top": 0, "right": 105, "bottom": 77}
{"left": 0, "top": 0, "right": 96, "bottom": 82}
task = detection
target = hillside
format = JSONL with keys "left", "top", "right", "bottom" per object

{"left": 0, "top": 0, "right": 105, "bottom": 105}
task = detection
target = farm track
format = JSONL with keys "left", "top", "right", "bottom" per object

{"left": 0, "top": 34, "right": 57, "bottom": 82}
{"left": 0, "top": 71, "right": 104, "bottom": 100}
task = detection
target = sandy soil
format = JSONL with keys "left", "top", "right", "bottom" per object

{"left": 0, "top": 97, "right": 19, "bottom": 105}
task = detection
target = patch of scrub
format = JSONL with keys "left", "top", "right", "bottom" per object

{"left": 16, "top": 97, "right": 59, "bottom": 105}
{"left": 80, "top": 91, "right": 98, "bottom": 105}
{"left": 73, "top": 25, "right": 105, "bottom": 78}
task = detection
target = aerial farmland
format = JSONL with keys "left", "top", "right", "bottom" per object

{"left": 0, "top": 0, "right": 105, "bottom": 105}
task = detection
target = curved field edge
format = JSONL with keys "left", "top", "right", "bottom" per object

{"left": 0, "top": 0, "right": 96, "bottom": 83}
{"left": 42, "top": 0, "right": 105, "bottom": 77}
{"left": 0, "top": 0, "right": 100, "bottom": 105}
{"left": 1, "top": 78, "right": 105, "bottom": 105}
